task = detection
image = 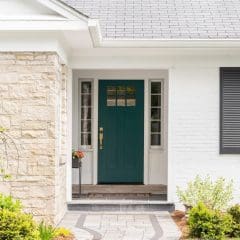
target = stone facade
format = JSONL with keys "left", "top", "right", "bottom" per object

{"left": 0, "top": 52, "right": 68, "bottom": 224}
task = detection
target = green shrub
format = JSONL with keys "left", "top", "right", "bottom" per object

{"left": 188, "top": 202, "right": 232, "bottom": 240}
{"left": 177, "top": 175, "right": 233, "bottom": 210}
{"left": 228, "top": 204, "right": 240, "bottom": 237}
{"left": 38, "top": 221, "right": 56, "bottom": 240}
{"left": 0, "top": 209, "right": 39, "bottom": 240}
{"left": 0, "top": 194, "right": 22, "bottom": 212}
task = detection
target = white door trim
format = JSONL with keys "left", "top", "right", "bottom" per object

{"left": 70, "top": 69, "right": 169, "bottom": 198}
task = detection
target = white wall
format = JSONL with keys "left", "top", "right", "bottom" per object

{"left": 168, "top": 58, "right": 240, "bottom": 204}
{"left": 70, "top": 51, "right": 240, "bottom": 203}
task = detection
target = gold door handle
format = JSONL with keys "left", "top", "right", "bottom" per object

{"left": 99, "top": 127, "right": 104, "bottom": 150}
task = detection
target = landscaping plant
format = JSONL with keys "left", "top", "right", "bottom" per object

{"left": 188, "top": 202, "right": 233, "bottom": 240}
{"left": 38, "top": 221, "right": 56, "bottom": 240}
{"left": 54, "top": 227, "right": 74, "bottom": 240}
{"left": 228, "top": 204, "right": 240, "bottom": 238}
{"left": 177, "top": 175, "right": 233, "bottom": 210}
{"left": 0, "top": 209, "right": 39, "bottom": 240}
{"left": 0, "top": 193, "right": 22, "bottom": 212}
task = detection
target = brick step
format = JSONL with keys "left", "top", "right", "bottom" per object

{"left": 68, "top": 200, "right": 174, "bottom": 212}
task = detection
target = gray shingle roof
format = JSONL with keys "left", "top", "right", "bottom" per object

{"left": 62, "top": 0, "right": 240, "bottom": 39}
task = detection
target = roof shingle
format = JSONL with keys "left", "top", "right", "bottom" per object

{"left": 62, "top": 0, "right": 240, "bottom": 39}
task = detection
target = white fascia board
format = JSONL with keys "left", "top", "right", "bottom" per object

{"left": 100, "top": 39, "right": 240, "bottom": 48}
{"left": 88, "top": 20, "right": 240, "bottom": 48}
{"left": 0, "top": 15, "right": 67, "bottom": 20}
{"left": 0, "top": 20, "right": 87, "bottom": 31}
{"left": 88, "top": 19, "right": 102, "bottom": 47}
{"left": 37, "top": 0, "right": 88, "bottom": 21}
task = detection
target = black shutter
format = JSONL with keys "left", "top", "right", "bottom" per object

{"left": 220, "top": 68, "right": 240, "bottom": 154}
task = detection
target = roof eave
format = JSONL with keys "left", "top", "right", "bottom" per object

{"left": 88, "top": 20, "right": 240, "bottom": 48}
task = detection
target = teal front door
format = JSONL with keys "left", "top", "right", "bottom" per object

{"left": 98, "top": 80, "right": 144, "bottom": 184}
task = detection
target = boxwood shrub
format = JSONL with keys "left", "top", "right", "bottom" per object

{"left": 188, "top": 202, "right": 233, "bottom": 240}
{"left": 228, "top": 204, "right": 240, "bottom": 238}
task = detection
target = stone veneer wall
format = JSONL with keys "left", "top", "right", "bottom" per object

{"left": 0, "top": 52, "right": 68, "bottom": 224}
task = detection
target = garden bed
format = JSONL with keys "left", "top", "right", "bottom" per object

{"left": 171, "top": 210, "right": 189, "bottom": 239}
{"left": 54, "top": 236, "right": 75, "bottom": 240}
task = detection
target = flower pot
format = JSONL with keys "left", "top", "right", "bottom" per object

{"left": 72, "top": 158, "right": 79, "bottom": 168}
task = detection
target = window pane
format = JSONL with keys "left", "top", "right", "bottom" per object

{"left": 151, "top": 82, "right": 161, "bottom": 94}
{"left": 81, "top": 95, "right": 91, "bottom": 106}
{"left": 80, "top": 81, "right": 92, "bottom": 147}
{"left": 151, "top": 108, "right": 161, "bottom": 120}
{"left": 151, "top": 134, "right": 161, "bottom": 145}
{"left": 107, "top": 86, "right": 116, "bottom": 106}
{"left": 126, "top": 86, "right": 136, "bottom": 106}
{"left": 81, "top": 107, "right": 91, "bottom": 119}
{"left": 81, "top": 82, "right": 91, "bottom": 94}
{"left": 151, "top": 121, "right": 161, "bottom": 132}
{"left": 81, "top": 133, "right": 91, "bottom": 145}
{"left": 81, "top": 120, "right": 91, "bottom": 132}
{"left": 117, "top": 86, "right": 126, "bottom": 106}
{"left": 151, "top": 95, "right": 161, "bottom": 107}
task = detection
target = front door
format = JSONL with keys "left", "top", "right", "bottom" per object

{"left": 98, "top": 80, "right": 144, "bottom": 184}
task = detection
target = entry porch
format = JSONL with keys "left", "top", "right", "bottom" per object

{"left": 71, "top": 70, "right": 169, "bottom": 202}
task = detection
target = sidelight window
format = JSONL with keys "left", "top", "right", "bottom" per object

{"left": 80, "top": 81, "right": 92, "bottom": 146}
{"left": 150, "top": 81, "right": 162, "bottom": 146}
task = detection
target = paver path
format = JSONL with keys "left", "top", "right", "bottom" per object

{"left": 58, "top": 211, "right": 181, "bottom": 240}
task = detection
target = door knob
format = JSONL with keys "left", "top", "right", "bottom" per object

{"left": 99, "top": 127, "right": 104, "bottom": 150}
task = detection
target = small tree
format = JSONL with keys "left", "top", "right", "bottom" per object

{"left": 0, "top": 127, "right": 19, "bottom": 181}
{"left": 177, "top": 175, "right": 233, "bottom": 211}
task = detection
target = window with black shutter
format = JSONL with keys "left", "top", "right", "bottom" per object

{"left": 220, "top": 68, "right": 240, "bottom": 154}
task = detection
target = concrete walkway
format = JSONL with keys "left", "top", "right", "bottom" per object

{"left": 58, "top": 211, "right": 181, "bottom": 240}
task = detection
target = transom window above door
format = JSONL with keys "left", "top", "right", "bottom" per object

{"left": 107, "top": 86, "right": 136, "bottom": 107}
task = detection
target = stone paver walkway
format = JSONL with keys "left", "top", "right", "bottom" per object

{"left": 58, "top": 211, "right": 181, "bottom": 240}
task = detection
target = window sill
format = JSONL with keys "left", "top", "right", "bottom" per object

{"left": 149, "top": 146, "right": 164, "bottom": 151}
{"left": 80, "top": 146, "right": 93, "bottom": 152}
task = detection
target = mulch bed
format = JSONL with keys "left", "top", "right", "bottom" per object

{"left": 54, "top": 235, "right": 75, "bottom": 240}
{"left": 171, "top": 210, "right": 189, "bottom": 239}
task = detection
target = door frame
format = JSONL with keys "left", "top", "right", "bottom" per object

{"left": 93, "top": 78, "right": 150, "bottom": 185}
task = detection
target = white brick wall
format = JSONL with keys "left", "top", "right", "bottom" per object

{"left": 169, "top": 65, "right": 240, "bottom": 204}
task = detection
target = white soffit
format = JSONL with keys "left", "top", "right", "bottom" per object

{"left": 0, "top": 0, "right": 64, "bottom": 20}
{"left": 0, "top": 0, "right": 91, "bottom": 62}
{"left": 0, "top": 0, "right": 88, "bottom": 30}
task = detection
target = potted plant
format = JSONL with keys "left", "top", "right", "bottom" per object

{"left": 72, "top": 150, "right": 84, "bottom": 196}
{"left": 72, "top": 150, "right": 84, "bottom": 168}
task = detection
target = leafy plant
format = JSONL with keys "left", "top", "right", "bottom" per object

{"left": 177, "top": 175, "right": 233, "bottom": 210}
{"left": 0, "top": 126, "right": 6, "bottom": 133}
{"left": 54, "top": 227, "right": 72, "bottom": 238}
{"left": 38, "top": 221, "right": 56, "bottom": 240}
{"left": 228, "top": 204, "right": 240, "bottom": 237}
{"left": 0, "top": 194, "right": 22, "bottom": 212}
{"left": 188, "top": 202, "right": 232, "bottom": 240}
{"left": 0, "top": 209, "right": 39, "bottom": 240}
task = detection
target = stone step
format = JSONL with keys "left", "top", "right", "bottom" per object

{"left": 72, "top": 184, "right": 167, "bottom": 195}
{"left": 72, "top": 193, "right": 167, "bottom": 201}
{"left": 68, "top": 200, "right": 175, "bottom": 212}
